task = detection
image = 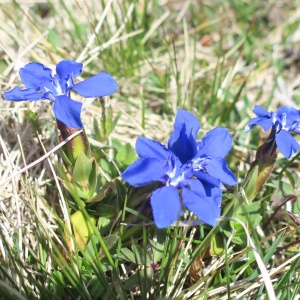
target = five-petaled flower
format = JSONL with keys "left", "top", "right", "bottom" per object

{"left": 245, "top": 105, "right": 300, "bottom": 158}
{"left": 121, "top": 109, "right": 236, "bottom": 228}
{"left": 3, "top": 60, "right": 118, "bottom": 129}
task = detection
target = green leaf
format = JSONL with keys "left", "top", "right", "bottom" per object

{"left": 210, "top": 232, "right": 224, "bottom": 256}
{"left": 122, "top": 268, "right": 153, "bottom": 291}
{"left": 149, "top": 238, "right": 165, "bottom": 263}
{"left": 132, "top": 244, "right": 151, "bottom": 265}
{"left": 93, "top": 118, "right": 102, "bottom": 141}
{"left": 115, "top": 178, "right": 126, "bottom": 210}
{"left": 67, "top": 210, "right": 96, "bottom": 250}
{"left": 229, "top": 202, "right": 261, "bottom": 229}
{"left": 85, "top": 234, "right": 119, "bottom": 261}
{"left": 104, "top": 106, "right": 113, "bottom": 137}
{"left": 119, "top": 248, "right": 136, "bottom": 263}
{"left": 242, "top": 163, "right": 259, "bottom": 201}
{"left": 224, "top": 199, "right": 262, "bottom": 245}
{"left": 116, "top": 143, "right": 137, "bottom": 168}
{"left": 279, "top": 181, "right": 294, "bottom": 197}
{"left": 98, "top": 216, "right": 111, "bottom": 228}
{"left": 58, "top": 146, "right": 74, "bottom": 168}
{"left": 285, "top": 169, "right": 296, "bottom": 189}
{"left": 103, "top": 234, "right": 119, "bottom": 250}
{"left": 293, "top": 197, "right": 300, "bottom": 215}
{"left": 84, "top": 234, "right": 100, "bottom": 261}
{"left": 88, "top": 158, "right": 98, "bottom": 198}
{"left": 99, "top": 235, "right": 119, "bottom": 258}
{"left": 86, "top": 203, "right": 117, "bottom": 218}
{"left": 270, "top": 180, "right": 295, "bottom": 198}
{"left": 73, "top": 152, "right": 92, "bottom": 186}
{"left": 242, "top": 201, "right": 263, "bottom": 228}
{"left": 108, "top": 112, "right": 122, "bottom": 136}
{"left": 119, "top": 245, "right": 151, "bottom": 266}
{"left": 86, "top": 180, "right": 117, "bottom": 203}
{"left": 62, "top": 178, "right": 89, "bottom": 199}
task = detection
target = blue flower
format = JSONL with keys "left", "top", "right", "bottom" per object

{"left": 3, "top": 60, "right": 118, "bottom": 129}
{"left": 121, "top": 109, "right": 236, "bottom": 228}
{"left": 245, "top": 105, "right": 300, "bottom": 158}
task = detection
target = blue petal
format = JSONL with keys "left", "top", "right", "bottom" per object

{"left": 245, "top": 105, "right": 273, "bottom": 132}
{"left": 277, "top": 105, "right": 300, "bottom": 119}
{"left": 253, "top": 105, "right": 272, "bottom": 118}
{"left": 182, "top": 186, "right": 220, "bottom": 226}
{"left": 186, "top": 179, "right": 206, "bottom": 194}
{"left": 150, "top": 186, "right": 181, "bottom": 228}
{"left": 277, "top": 106, "right": 300, "bottom": 130}
{"left": 246, "top": 117, "right": 273, "bottom": 132}
{"left": 19, "top": 62, "right": 53, "bottom": 90}
{"left": 3, "top": 86, "right": 43, "bottom": 101}
{"left": 168, "top": 110, "right": 200, "bottom": 162}
{"left": 203, "top": 158, "right": 236, "bottom": 186}
{"left": 172, "top": 109, "right": 200, "bottom": 140}
{"left": 188, "top": 176, "right": 222, "bottom": 206}
{"left": 136, "top": 136, "right": 170, "bottom": 160}
{"left": 56, "top": 60, "right": 83, "bottom": 80}
{"left": 52, "top": 95, "right": 83, "bottom": 128}
{"left": 169, "top": 124, "right": 197, "bottom": 164}
{"left": 197, "top": 127, "right": 232, "bottom": 158}
{"left": 275, "top": 130, "right": 300, "bottom": 158}
{"left": 73, "top": 72, "right": 118, "bottom": 97}
{"left": 193, "top": 172, "right": 222, "bottom": 207}
{"left": 121, "top": 157, "right": 167, "bottom": 187}
{"left": 194, "top": 170, "right": 220, "bottom": 186}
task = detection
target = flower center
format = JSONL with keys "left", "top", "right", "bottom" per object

{"left": 40, "top": 74, "right": 74, "bottom": 101}
{"left": 163, "top": 154, "right": 192, "bottom": 188}
{"left": 192, "top": 156, "right": 207, "bottom": 171}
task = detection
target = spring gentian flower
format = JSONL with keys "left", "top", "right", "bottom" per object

{"left": 121, "top": 109, "right": 236, "bottom": 228}
{"left": 245, "top": 105, "right": 300, "bottom": 158}
{"left": 3, "top": 60, "right": 118, "bottom": 129}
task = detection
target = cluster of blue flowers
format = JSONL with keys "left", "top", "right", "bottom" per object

{"left": 121, "top": 105, "right": 300, "bottom": 228}
{"left": 3, "top": 59, "right": 300, "bottom": 229}
{"left": 3, "top": 60, "right": 118, "bottom": 129}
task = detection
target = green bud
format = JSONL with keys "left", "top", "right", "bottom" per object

{"left": 243, "top": 127, "right": 278, "bottom": 201}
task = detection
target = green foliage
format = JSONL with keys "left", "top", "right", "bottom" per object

{"left": 116, "top": 142, "right": 137, "bottom": 170}
{"left": 224, "top": 199, "right": 263, "bottom": 245}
